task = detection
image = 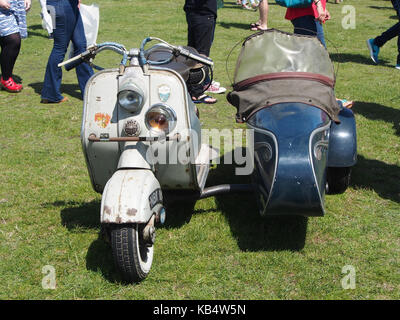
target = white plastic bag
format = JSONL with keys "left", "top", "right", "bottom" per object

{"left": 67, "top": 3, "right": 100, "bottom": 59}
{"left": 79, "top": 3, "right": 100, "bottom": 47}
{"left": 38, "top": 0, "right": 53, "bottom": 35}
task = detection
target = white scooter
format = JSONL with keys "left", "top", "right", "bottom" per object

{"left": 59, "top": 38, "right": 220, "bottom": 282}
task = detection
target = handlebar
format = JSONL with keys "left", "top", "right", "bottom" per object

{"left": 57, "top": 38, "right": 213, "bottom": 70}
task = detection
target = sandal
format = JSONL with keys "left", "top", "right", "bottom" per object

{"left": 337, "top": 99, "right": 354, "bottom": 109}
{"left": 251, "top": 25, "right": 268, "bottom": 31}
{"left": 250, "top": 22, "right": 260, "bottom": 28}
{"left": 192, "top": 94, "right": 217, "bottom": 104}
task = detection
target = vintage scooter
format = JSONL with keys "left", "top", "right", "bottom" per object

{"left": 59, "top": 37, "right": 223, "bottom": 282}
{"left": 59, "top": 30, "right": 356, "bottom": 283}
{"left": 227, "top": 29, "right": 357, "bottom": 216}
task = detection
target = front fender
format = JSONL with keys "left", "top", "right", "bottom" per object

{"left": 101, "top": 169, "right": 162, "bottom": 224}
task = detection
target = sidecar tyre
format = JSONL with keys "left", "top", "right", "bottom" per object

{"left": 111, "top": 224, "right": 154, "bottom": 283}
{"left": 326, "top": 167, "right": 352, "bottom": 194}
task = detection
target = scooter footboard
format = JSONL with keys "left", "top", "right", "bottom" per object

{"left": 247, "top": 103, "right": 331, "bottom": 217}
{"left": 101, "top": 169, "right": 163, "bottom": 224}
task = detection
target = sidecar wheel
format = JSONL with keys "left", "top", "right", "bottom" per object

{"left": 326, "top": 167, "right": 352, "bottom": 194}
{"left": 111, "top": 224, "right": 154, "bottom": 283}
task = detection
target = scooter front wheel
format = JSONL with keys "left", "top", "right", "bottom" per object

{"left": 111, "top": 224, "right": 154, "bottom": 283}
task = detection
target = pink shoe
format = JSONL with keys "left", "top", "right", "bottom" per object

{"left": 1, "top": 77, "right": 22, "bottom": 93}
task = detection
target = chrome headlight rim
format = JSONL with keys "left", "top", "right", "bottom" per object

{"left": 117, "top": 88, "right": 145, "bottom": 114}
{"left": 145, "top": 103, "right": 177, "bottom": 135}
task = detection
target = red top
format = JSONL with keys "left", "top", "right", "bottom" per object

{"left": 285, "top": 0, "right": 326, "bottom": 21}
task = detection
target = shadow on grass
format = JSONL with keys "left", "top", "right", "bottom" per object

{"left": 206, "top": 151, "right": 308, "bottom": 252}
{"left": 57, "top": 199, "right": 100, "bottom": 230}
{"left": 86, "top": 237, "right": 124, "bottom": 284}
{"left": 351, "top": 155, "right": 400, "bottom": 204}
{"left": 29, "top": 82, "right": 82, "bottom": 100}
{"left": 27, "top": 24, "right": 52, "bottom": 39}
{"left": 329, "top": 53, "right": 390, "bottom": 66}
{"left": 47, "top": 200, "right": 123, "bottom": 283}
{"left": 218, "top": 21, "right": 253, "bottom": 30}
{"left": 352, "top": 101, "right": 400, "bottom": 136}
{"left": 368, "top": 5, "right": 395, "bottom": 10}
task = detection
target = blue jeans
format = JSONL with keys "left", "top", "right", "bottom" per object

{"left": 291, "top": 15, "right": 326, "bottom": 48}
{"left": 41, "top": 0, "right": 93, "bottom": 101}
{"left": 374, "top": 0, "right": 400, "bottom": 64}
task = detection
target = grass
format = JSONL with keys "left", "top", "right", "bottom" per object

{"left": 0, "top": 0, "right": 399, "bottom": 299}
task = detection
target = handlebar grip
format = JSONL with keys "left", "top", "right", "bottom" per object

{"left": 64, "top": 56, "right": 87, "bottom": 71}
{"left": 58, "top": 48, "right": 93, "bottom": 71}
{"left": 177, "top": 46, "right": 214, "bottom": 67}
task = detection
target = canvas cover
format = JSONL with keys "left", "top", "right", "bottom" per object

{"left": 227, "top": 29, "right": 341, "bottom": 123}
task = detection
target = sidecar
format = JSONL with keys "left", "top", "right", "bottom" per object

{"left": 227, "top": 29, "right": 357, "bottom": 216}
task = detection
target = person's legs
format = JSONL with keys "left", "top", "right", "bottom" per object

{"left": 186, "top": 13, "right": 215, "bottom": 56}
{"left": 291, "top": 15, "right": 317, "bottom": 37}
{"left": 41, "top": 0, "right": 76, "bottom": 102}
{"left": 369, "top": 0, "right": 400, "bottom": 64}
{"left": 251, "top": 0, "right": 268, "bottom": 30}
{"left": 258, "top": 0, "right": 268, "bottom": 29}
{"left": 186, "top": 12, "right": 217, "bottom": 102}
{"left": 0, "top": 32, "right": 23, "bottom": 92}
{"left": 315, "top": 20, "right": 327, "bottom": 48}
{"left": 71, "top": 7, "right": 94, "bottom": 97}
{"left": 374, "top": 23, "right": 400, "bottom": 48}
{"left": 0, "top": 33, "right": 21, "bottom": 80}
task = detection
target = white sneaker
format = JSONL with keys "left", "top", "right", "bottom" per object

{"left": 204, "top": 81, "right": 226, "bottom": 94}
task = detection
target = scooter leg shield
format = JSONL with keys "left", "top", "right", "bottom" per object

{"left": 100, "top": 170, "right": 163, "bottom": 224}
{"left": 247, "top": 103, "right": 331, "bottom": 217}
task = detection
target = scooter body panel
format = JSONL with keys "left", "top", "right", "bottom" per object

{"left": 81, "top": 65, "right": 208, "bottom": 194}
{"left": 247, "top": 103, "right": 331, "bottom": 216}
{"left": 81, "top": 69, "right": 121, "bottom": 193}
{"left": 100, "top": 169, "right": 162, "bottom": 224}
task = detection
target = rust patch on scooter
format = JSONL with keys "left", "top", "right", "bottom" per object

{"left": 104, "top": 205, "right": 112, "bottom": 215}
{"left": 127, "top": 208, "right": 137, "bottom": 216}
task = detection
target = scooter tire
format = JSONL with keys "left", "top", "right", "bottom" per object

{"left": 111, "top": 224, "right": 154, "bottom": 283}
{"left": 326, "top": 167, "right": 352, "bottom": 195}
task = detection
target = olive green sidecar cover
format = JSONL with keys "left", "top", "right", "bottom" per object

{"left": 227, "top": 29, "right": 341, "bottom": 123}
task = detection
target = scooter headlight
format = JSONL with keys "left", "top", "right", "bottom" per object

{"left": 118, "top": 80, "right": 145, "bottom": 113}
{"left": 145, "top": 104, "right": 177, "bottom": 135}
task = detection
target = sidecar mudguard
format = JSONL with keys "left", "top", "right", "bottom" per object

{"left": 101, "top": 169, "right": 163, "bottom": 224}
{"left": 327, "top": 107, "right": 357, "bottom": 167}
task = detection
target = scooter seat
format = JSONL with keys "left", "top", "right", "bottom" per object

{"left": 145, "top": 46, "right": 198, "bottom": 82}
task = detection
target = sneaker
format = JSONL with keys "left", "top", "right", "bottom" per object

{"left": 1, "top": 77, "right": 22, "bottom": 93}
{"left": 396, "top": 64, "right": 400, "bottom": 70}
{"left": 204, "top": 81, "right": 226, "bottom": 94}
{"left": 367, "top": 39, "right": 380, "bottom": 64}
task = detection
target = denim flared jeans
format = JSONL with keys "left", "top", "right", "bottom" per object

{"left": 41, "top": 0, "right": 93, "bottom": 101}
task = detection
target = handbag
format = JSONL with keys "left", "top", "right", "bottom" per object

{"left": 275, "top": 0, "right": 313, "bottom": 8}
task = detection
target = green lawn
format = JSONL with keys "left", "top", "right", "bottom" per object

{"left": 0, "top": 0, "right": 399, "bottom": 299}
